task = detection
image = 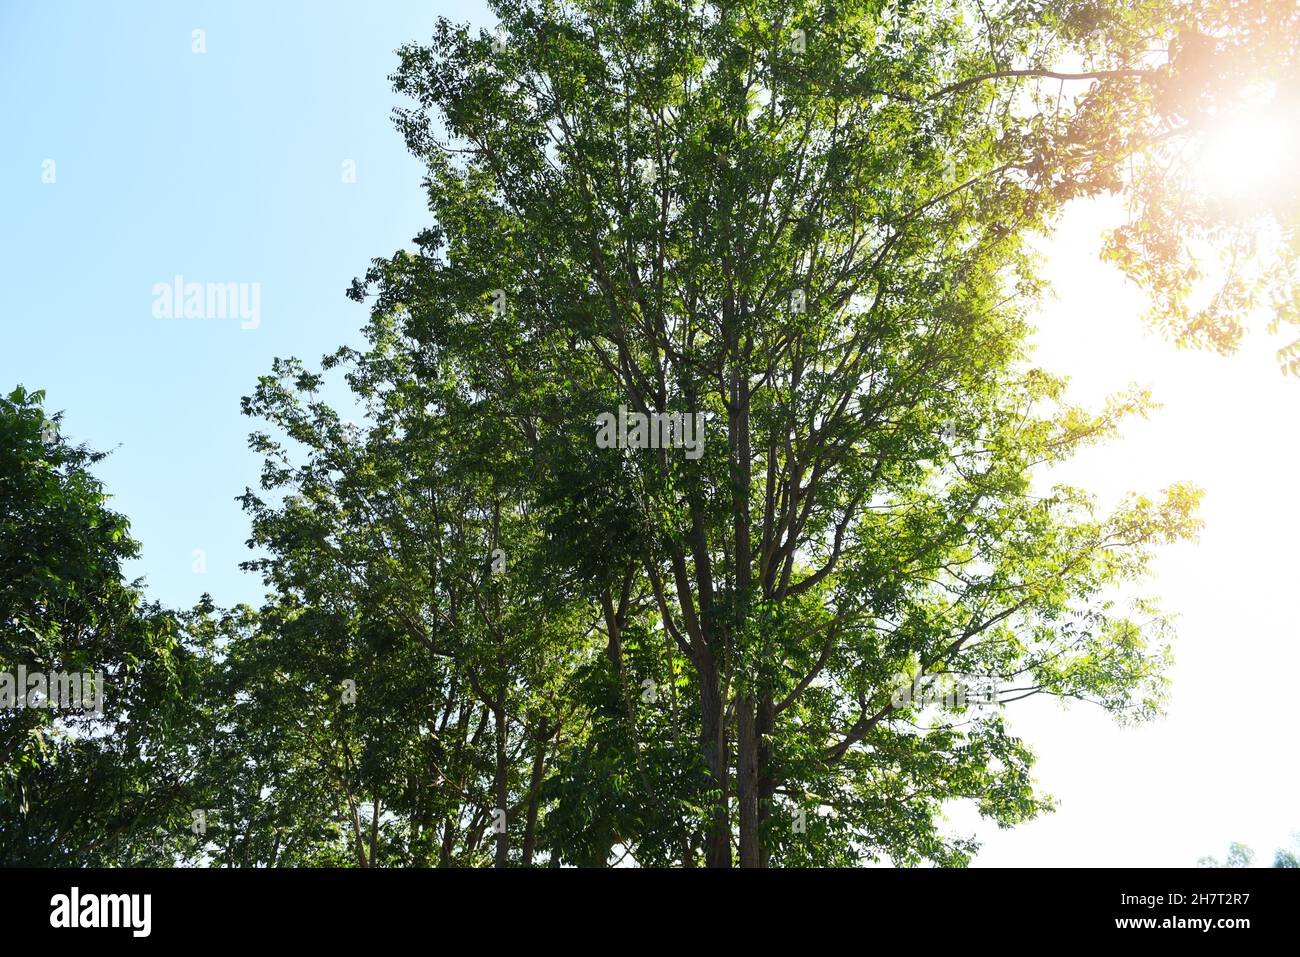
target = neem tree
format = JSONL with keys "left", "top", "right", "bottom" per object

{"left": 254, "top": 0, "right": 1296, "bottom": 865}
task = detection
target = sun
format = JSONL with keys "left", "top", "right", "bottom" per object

{"left": 1194, "top": 108, "right": 1297, "bottom": 204}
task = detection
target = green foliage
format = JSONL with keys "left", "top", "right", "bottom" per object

{"left": 0, "top": 387, "right": 195, "bottom": 865}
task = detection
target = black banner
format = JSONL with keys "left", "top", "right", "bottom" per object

{"left": 1, "top": 866, "right": 1287, "bottom": 943}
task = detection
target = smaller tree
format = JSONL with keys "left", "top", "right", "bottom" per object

{"left": 237, "top": 341, "right": 598, "bottom": 865}
{"left": 1197, "top": 841, "right": 1255, "bottom": 868}
{"left": 1198, "top": 834, "right": 1300, "bottom": 868}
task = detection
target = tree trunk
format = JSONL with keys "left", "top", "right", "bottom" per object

{"left": 521, "top": 724, "right": 548, "bottom": 866}
{"left": 737, "top": 693, "right": 760, "bottom": 867}
{"left": 494, "top": 698, "right": 509, "bottom": 868}
{"left": 699, "top": 663, "right": 731, "bottom": 867}
{"left": 726, "top": 303, "right": 756, "bottom": 866}
{"left": 756, "top": 691, "right": 775, "bottom": 868}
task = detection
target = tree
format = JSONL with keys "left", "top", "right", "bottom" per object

{"left": 0, "top": 386, "right": 195, "bottom": 865}
{"left": 331, "top": 0, "right": 1210, "bottom": 865}
{"left": 1197, "top": 840, "right": 1256, "bottom": 867}
{"left": 236, "top": 344, "right": 596, "bottom": 865}
{"left": 1199, "top": 834, "right": 1300, "bottom": 868}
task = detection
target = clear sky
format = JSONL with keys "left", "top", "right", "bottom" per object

{"left": 0, "top": 0, "right": 480, "bottom": 608}
{"left": 2, "top": 1, "right": 1295, "bottom": 867}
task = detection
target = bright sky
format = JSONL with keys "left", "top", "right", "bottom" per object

{"left": 2, "top": 1, "right": 1294, "bottom": 867}
{"left": 964, "top": 197, "right": 1300, "bottom": 867}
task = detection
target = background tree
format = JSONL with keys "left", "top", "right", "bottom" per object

{"left": 236, "top": 338, "right": 597, "bottom": 865}
{"left": 1275, "top": 837, "right": 1300, "bottom": 869}
{"left": 1198, "top": 834, "right": 1300, "bottom": 867}
{"left": 1197, "top": 840, "right": 1256, "bottom": 867}
{"left": 0, "top": 386, "right": 196, "bottom": 865}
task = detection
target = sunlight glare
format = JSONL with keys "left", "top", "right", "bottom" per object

{"left": 1196, "top": 110, "right": 1296, "bottom": 203}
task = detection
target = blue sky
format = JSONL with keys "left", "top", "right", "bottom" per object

{"left": 3, "top": 1, "right": 1297, "bottom": 867}
{"left": 0, "top": 0, "right": 491, "bottom": 609}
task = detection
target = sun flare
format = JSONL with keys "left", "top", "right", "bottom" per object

{"left": 1195, "top": 110, "right": 1297, "bottom": 202}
